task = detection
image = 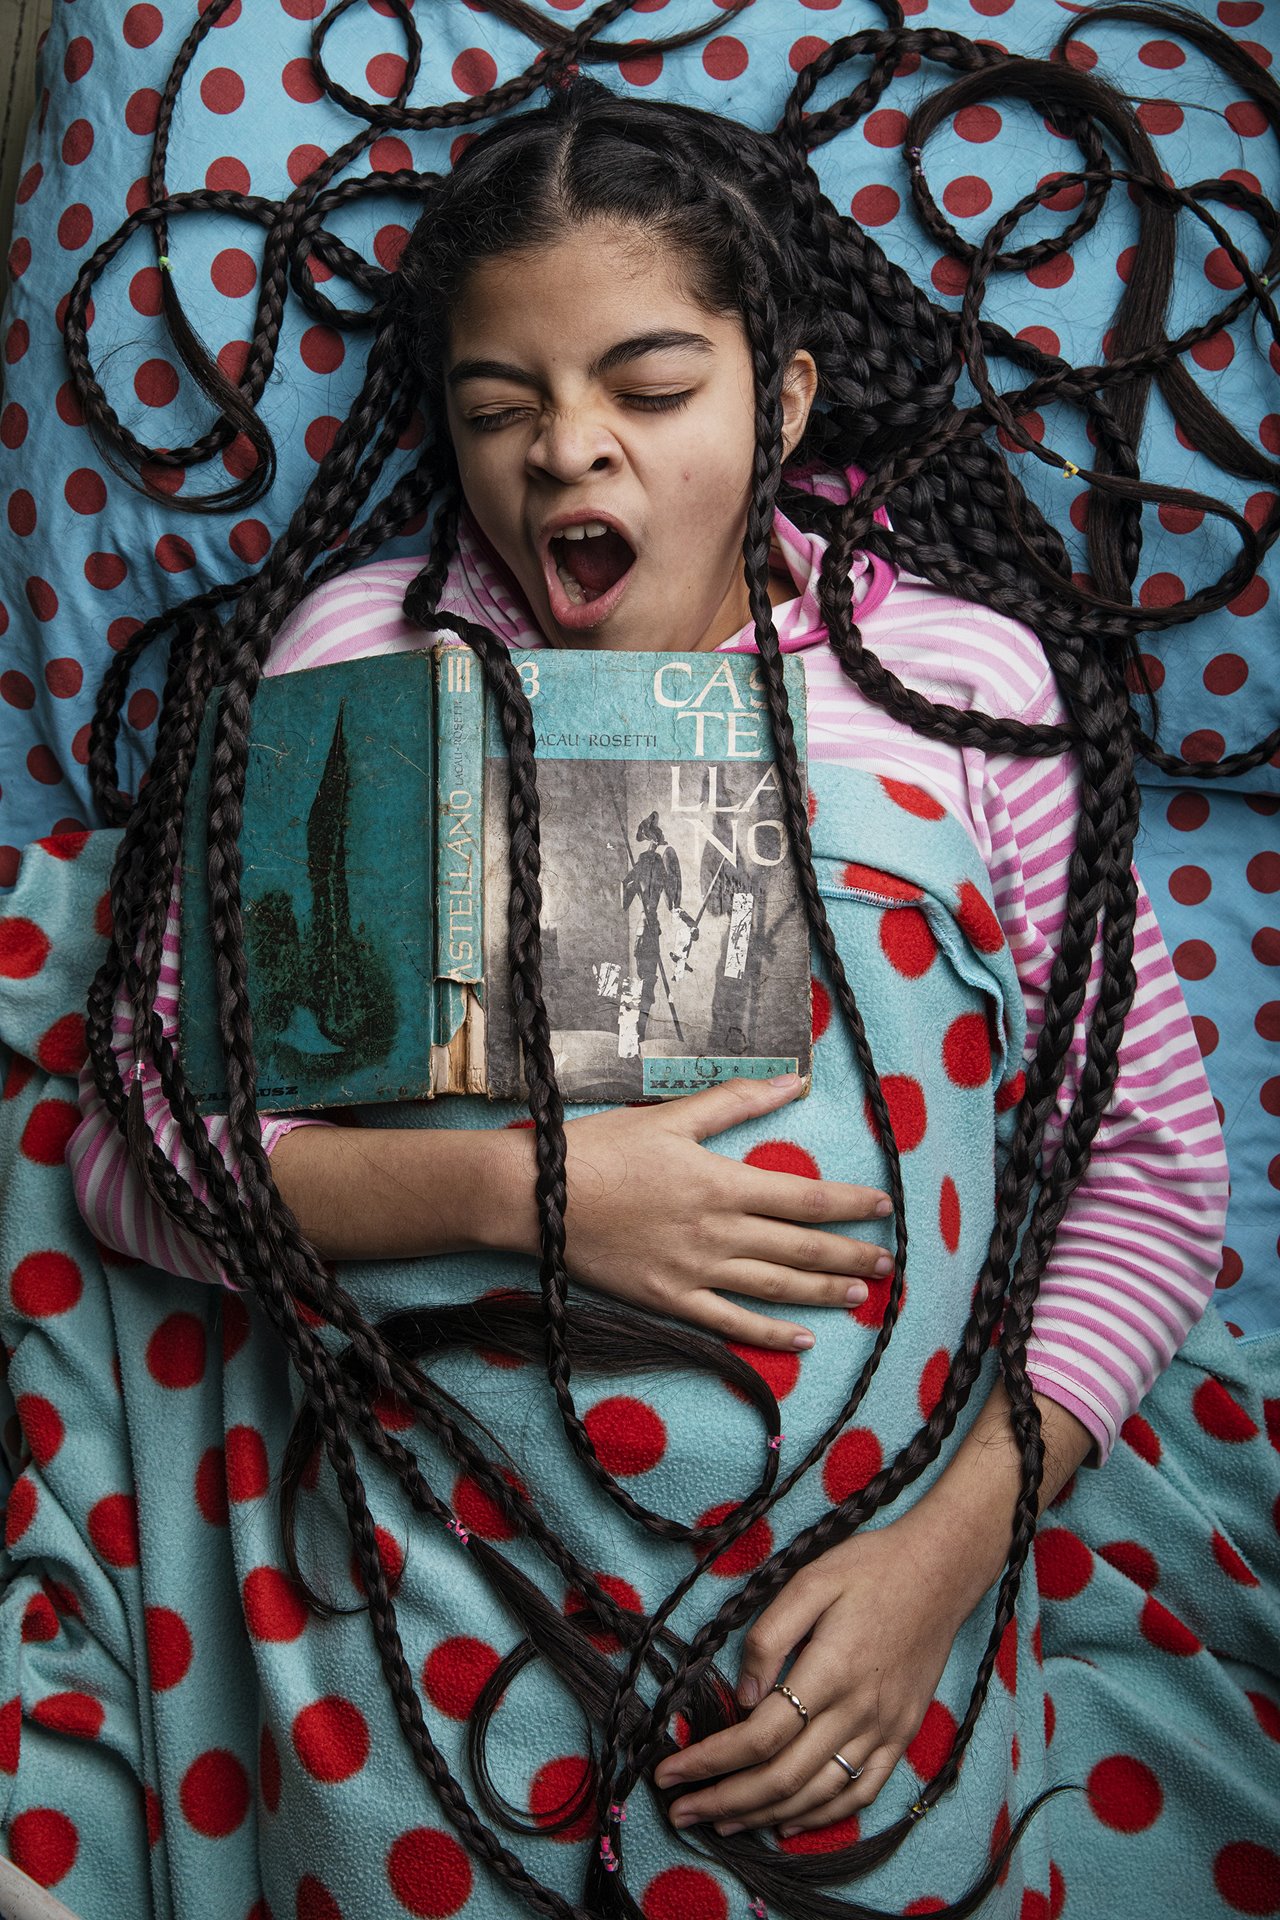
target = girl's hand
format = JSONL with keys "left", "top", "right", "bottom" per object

{"left": 651, "top": 1503, "right": 974, "bottom": 1834}
{"left": 550, "top": 1075, "right": 893, "bottom": 1353}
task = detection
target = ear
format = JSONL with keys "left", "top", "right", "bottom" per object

{"left": 780, "top": 349, "right": 819, "bottom": 461}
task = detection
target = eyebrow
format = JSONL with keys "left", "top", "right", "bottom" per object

{"left": 446, "top": 330, "right": 715, "bottom": 389}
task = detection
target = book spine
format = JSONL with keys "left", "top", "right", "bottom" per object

{"left": 432, "top": 643, "right": 486, "bottom": 1092}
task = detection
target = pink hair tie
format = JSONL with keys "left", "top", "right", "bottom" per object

{"left": 599, "top": 1837, "right": 618, "bottom": 1872}
{"left": 446, "top": 1517, "right": 470, "bottom": 1546}
{"left": 749, "top": 1899, "right": 768, "bottom": 1918}
{"left": 767, "top": 1434, "right": 784, "bottom": 1452}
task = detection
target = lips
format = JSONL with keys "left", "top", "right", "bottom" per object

{"left": 539, "top": 512, "right": 638, "bottom": 633}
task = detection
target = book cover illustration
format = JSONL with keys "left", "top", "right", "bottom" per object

{"left": 481, "top": 650, "right": 812, "bottom": 1103}
{"left": 179, "top": 647, "right": 810, "bottom": 1113}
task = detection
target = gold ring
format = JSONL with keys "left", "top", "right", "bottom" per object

{"left": 772, "top": 1682, "right": 809, "bottom": 1726}
{"left": 831, "top": 1751, "right": 864, "bottom": 1785}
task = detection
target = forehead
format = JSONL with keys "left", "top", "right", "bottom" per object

{"left": 446, "top": 221, "right": 741, "bottom": 362}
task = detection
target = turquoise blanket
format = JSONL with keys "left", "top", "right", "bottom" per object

{"left": 0, "top": 767, "right": 1277, "bottom": 1919}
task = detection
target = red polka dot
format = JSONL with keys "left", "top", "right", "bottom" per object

{"left": 283, "top": 55, "right": 323, "bottom": 103}
{"left": 230, "top": 518, "right": 271, "bottom": 565}
{"left": 10, "top": 1809, "right": 78, "bottom": 1886}
{"left": 942, "top": 1012, "right": 991, "bottom": 1088}
{"left": 17, "top": 1394, "right": 64, "bottom": 1470}
{"left": 386, "top": 1828, "right": 472, "bottom": 1916}
{"left": 6, "top": 320, "right": 30, "bottom": 365}
{"left": 180, "top": 1749, "right": 251, "bottom": 1837}
{"left": 841, "top": 861, "right": 922, "bottom": 901}
{"left": 1098, "top": 1539, "right": 1158, "bottom": 1588}
{"left": 88, "top": 1494, "right": 139, "bottom": 1568}
{"left": 1168, "top": 865, "right": 1211, "bottom": 905}
{"left": 1034, "top": 1527, "right": 1093, "bottom": 1600}
{"left": 422, "top": 1636, "right": 501, "bottom": 1720}
{"left": 210, "top": 247, "right": 256, "bottom": 299}
{"left": 366, "top": 52, "right": 407, "bottom": 97}
{"left": 124, "top": 4, "right": 164, "bottom": 45}
{"left": 1248, "top": 852, "right": 1280, "bottom": 894}
{"left": 1137, "top": 99, "right": 1183, "bottom": 135}
{"left": 918, "top": 1348, "right": 951, "bottom": 1419}
{"left": 725, "top": 1342, "right": 800, "bottom": 1403}
{"left": 1139, "top": 1594, "right": 1201, "bottom": 1656}
{"left": 907, "top": 1698, "right": 958, "bottom": 1780}
{"left": 35, "top": 1009, "right": 86, "bottom": 1081}
{"left": 155, "top": 534, "right": 196, "bottom": 575}
{"left": 702, "top": 35, "right": 748, "bottom": 80}
{"left": 1121, "top": 1413, "right": 1162, "bottom": 1465}
{"left": 305, "top": 416, "right": 341, "bottom": 463}
{"left": 0, "top": 1694, "right": 19, "bottom": 1772}
{"left": 939, "top": 1176, "right": 961, "bottom": 1252}
{"left": 1193, "top": 1378, "right": 1259, "bottom": 1443}
{"left": 850, "top": 1267, "right": 904, "bottom": 1329}
{"left": 0, "top": 402, "right": 27, "bottom": 449}
{"left": 560, "top": 1572, "right": 641, "bottom": 1668}
{"left": 26, "top": 576, "right": 58, "bottom": 622}
{"left": 450, "top": 45, "right": 498, "bottom": 95}
{"left": 852, "top": 184, "right": 900, "bottom": 226}
{"left": 1226, "top": 98, "right": 1268, "bottom": 137}
{"left": 374, "top": 223, "right": 410, "bottom": 271}
{"left": 823, "top": 1426, "right": 883, "bottom": 1503}
{"left": 1228, "top": 576, "right": 1268, "bottom": 617}
{"left": 1172, "top": 939, "right": 1216, "bottom": 981}
{"left": 1087, "top": 1754, "right": 1162, "bottom": 1831}
{"left": 956, "top": 880, "right": 1005, "bottom": 952}
{"left": 297, "top": 1875, "right": 342, "bottom": 1920}
{"left": 697, "top": 1500, "right": 773, "bottom": 1576}
{"left": 8, "top": 489, "right": 35, "bottom": 537}
{"left": 20, "top": 1101, "right": 80, "bottom": 1166}
{"left": 583, "top": 1396, "right": 667, "bottom": 1476}
{"left": 5, "top": 1475, "right": 36, "bottom": 1548}
{"left": 528, "top": 1754, "right": 593, "bottom": 1842}
{"left": 880, "top": 907, "right": 937, "bottom": 978}
{"left": 864, "top": 108, "right": 908, "bottom": 148}
{"left": 0, "top": 917, "right": 50, "bottom": 979}
{"left": 1254, "top": 929, "right": 1280, "bottom": 967}
{"left": 1167, "top": 792, "right": 1209, "bottom": 832}
{"left": 880, "top": 776, "right": 945, "bottom": 819}
{"left": 126, "top": 87, "right": 162, "bottom": 135}
{"left": 31, "top": 1691, "right": 103, "bottom": 1744}
{"left": 942, "top": 174, "right": 993, "bottom": 218}
{"left": 201, "top": 67, "right": 244, "bottom": 113}
{"left": 10, "top": 1251, "right": 82, "bottom": 1318}
{"left": 195, "top": 1446, "right": 229, "bottom": 1526}
{"left": 1215, "top": 1841, "right": 1280, "bottom": 1914}
{"left": 243, "top": 1566, "right": 309, "bottom": 1642}
{"left": 292, "top": 1695, "right": 369, "bottom": 1784}
{"left": 743, "top": 1139, "right": 820, "bottom": 1179}
{"left": 145, "top": 1607, "right": 193, "bottom": 1690}
{"left": 146, "top": 1312, "right": 207, "bottom": 1389}
{"left": 955, "top": 104, "right": 1002, "bottom": 141}
{"left": 134, "top": 358, "right": 179, "bottom": 409}
{"left": 642, "top": 1865, "right": 728, "bottom": 1920}
{"left": 779, "top": 1814, "right": 862, "bottom": 1853}
{"left": 1248, "top": 1692, "right": 1280, "bottom": 1743}
{"left": 226, "top": 1425, "right": 271, "bottom": 1500}
{"left": 864, "top": 1075, "right": 928, "bottom": 1152}
{"left": 452, "top": 1467, "right": 524, "bottom": 1541}
{"left": 619, "top": 48, "right": 663, "bottom": 86}
{"left": 27, "top": 744, "right": 65, "bottom": 785}
{"left": 1211, "top": 1530, "right": 1258, "bottom": 1587}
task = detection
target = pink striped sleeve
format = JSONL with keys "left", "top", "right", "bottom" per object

{"left": 985, "top": 731, "right": 1229, "bottom": 1462}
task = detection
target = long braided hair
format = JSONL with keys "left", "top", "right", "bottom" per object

{"left": 66, "top": 3, "right": 1279, "bottom": 1914}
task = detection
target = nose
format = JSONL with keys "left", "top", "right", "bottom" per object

{"left": 525, "top": 405, "right": 620, "bottom": 484}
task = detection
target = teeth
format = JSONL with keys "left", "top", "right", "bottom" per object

{"left": 559, "top": 521, "right": 608, "bottom": 541}
{"left": 555, "top": 558, "right": 587, "bottom": 605}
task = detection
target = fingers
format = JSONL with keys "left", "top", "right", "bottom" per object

{"left": 672, "top": 1073, "right": 806, "bottom": 1143}
{"left": 739, "top": 1168, "right": 894, "bottom": 1228}
{"left": 694, "top": 1293, "right": 817, "bottom": 1353}
{"left": 719, "top": 1261, "right": 868, "bottom": 1315}
{"left": 737, "top": 1221, "right": 892, "bottom": 1284}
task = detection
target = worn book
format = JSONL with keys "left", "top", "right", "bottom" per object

{"left": 179, "top": 645, "right": 812, "bottom": 1113}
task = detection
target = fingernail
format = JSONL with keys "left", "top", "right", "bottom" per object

{"left": 845, "top": 1283, "right": 868, "bottom": 1305}
{"left": 770, "top": 1072, "right": 800, "bottom": 1089}
{"left": 738, "top": 1676, "right": 761, "bottom": 1708}
{"left": 779, "top": 1824, "right": 802, "bottom": 1838}
{"left": 874, "top": 1198, "right": 893, "bottom": 1217}
{"left": 716, "top": 1822, "right": 745, "bottom": 1836}
{"left": 672, "top": 1812, "right": 698, "bottom": 1829}
{"left": 872, "top": 1254, "right": 893, "bottom": 1277}
{"left": 792, "top": 1330, "right": 814, "bottom": 1350}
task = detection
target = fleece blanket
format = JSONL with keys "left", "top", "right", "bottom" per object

{"left": 0, "top": 764, "right": 1276, "bottom": 1920}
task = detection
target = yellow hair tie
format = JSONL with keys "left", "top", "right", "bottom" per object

{"left": 157, "top": 256, "right": 172, "bottom": 271}
{"left": 1061, "top": 461, "right": 1080, "bottom": 478}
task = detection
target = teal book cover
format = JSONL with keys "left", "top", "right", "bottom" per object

{"left": 179, "top": 646, "right": 811, "bottom": 1113}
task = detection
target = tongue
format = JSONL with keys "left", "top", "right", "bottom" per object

{"left": 561, "top": 529, "right": 633, "bottom": 597}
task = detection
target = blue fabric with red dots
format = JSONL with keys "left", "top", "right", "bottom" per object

{"left": 0, "top": 0, "right": 1274, "bottom": 1336}
{"left": 0, "top": 769, "right": 1277, "bottom": 1919}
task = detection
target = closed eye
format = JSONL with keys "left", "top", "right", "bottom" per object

{"left": 461, "top": 390, "right": 695, "bottom": 435}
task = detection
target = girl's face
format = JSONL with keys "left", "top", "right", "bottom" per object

{"left": 444, "top": 221, "right": 816, "bottom": 652}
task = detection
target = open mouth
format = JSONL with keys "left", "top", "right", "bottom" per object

{"left": 547, "top": 521, "right": 636, "bottom": 616}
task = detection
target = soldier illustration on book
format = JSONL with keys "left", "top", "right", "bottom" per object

{"left": 621, "top": 810, "right": 684, "bottom": 1044}
{"left": 698, "top": 839, "right": 770, "bottom": 1058}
